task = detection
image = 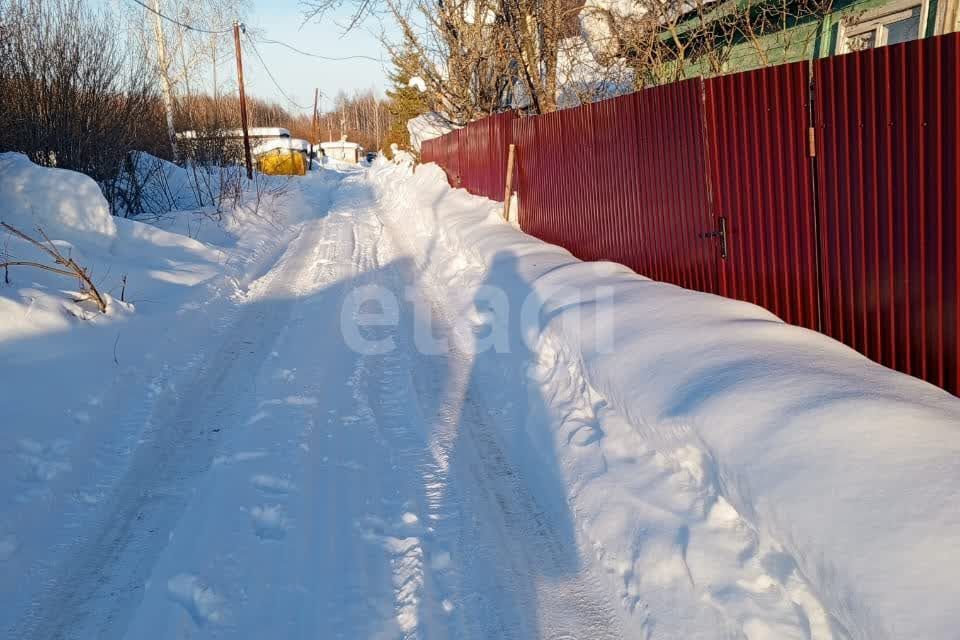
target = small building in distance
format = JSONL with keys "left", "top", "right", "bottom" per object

{"left": 176, "top": 127, "right": 293, "bottom": 165}
{"left": 253, "top": 137, "right": 311, "bottom": 176}
{"left": 176, "top": 127, "right": 292, "bottom": 142}
{"left": 319, "top": 137, "right": 362, "bottom": 164}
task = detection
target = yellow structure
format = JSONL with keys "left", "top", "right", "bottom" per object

{"left": 257, "top": 149, "right": 307, "bottom": 176}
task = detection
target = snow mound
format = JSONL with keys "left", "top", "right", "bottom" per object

{"left": 407, "top": 112, "right": 458, "bottom": 153}
{"left": 0, "top": 153, "right": 272, "bottom": 340}
{"left": 130, "top": 152, "right": 200, "bottom": 209}
{"left": 367, "top": 160, "right": 960, "bottom": 640}
{"left": 0, "top": 152, "right": 117, "bottom": 245}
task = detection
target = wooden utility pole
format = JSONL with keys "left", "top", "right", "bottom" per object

{"left": 233, "top": 21, "right": 254, "bottom": 180}
{"left": 310, "top": 88, "right": 319, "bottom": 170}
{"left": 151, "top": 0, "right": 179, "bottom": 163}
{"left": 312, "top": 88, "right": 320, "bottom": 139}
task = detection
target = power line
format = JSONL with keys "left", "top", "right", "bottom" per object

{"left": 253, "top": 36, "right": 386, "bottom": 64}
{"left": 129, "top": 0, "right": 384, "bottom": 63}
{"left": 126, "top": 0, "right": 232, "bottom": 35}
{"left": 242, "top": 32, "right": 314, "bottom": 112}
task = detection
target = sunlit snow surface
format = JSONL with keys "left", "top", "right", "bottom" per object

{"left": 0, "top": 154, "right": 958, "bottom": 639}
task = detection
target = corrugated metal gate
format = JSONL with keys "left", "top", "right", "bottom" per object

{"left": 814, "top": 35, "right": 960, "bottom": 394}
{"left": 634, "top": 80, "right": 718, "bottom": 292}
{"left": 420, "top": 31, "right": 960, "bottom": 396}
{"left": 704, "top": 61, "right": 820, "bottom": 330}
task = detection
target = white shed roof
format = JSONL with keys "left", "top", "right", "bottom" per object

{"left": 176, "top": 127, "right": 291, "bottom": 140}
{"left": 320, "top": 140, "right": 360, "bottom": 150}
{"left": 253, "top": 137, "right": 310, "bottom": 155}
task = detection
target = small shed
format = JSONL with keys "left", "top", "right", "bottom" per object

{"left": 176, "top": 127, "right": 293, "bottom": 165}
{"left": 253, "top": 137, "right": 310, "bottom": 176}
{"left": 320, "top": 137, "right": 362, "bottom": 164}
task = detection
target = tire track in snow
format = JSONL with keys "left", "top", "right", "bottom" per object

{"left": 9, "top": 194, "right": 344, "bottom": 640}
{"left": 366, "top": 189, "right": 624, "bottom": 640}
{"left": 367, "top": 166, "right": 838, "bottom": 639}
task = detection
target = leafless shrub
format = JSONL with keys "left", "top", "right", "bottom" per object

{"left": 234, "top": 171, "right": 291, "bottom": 226}
{"left": 0, "top": 0, "right": 167, "bottom": 186}
{"left": 107, "top": 152, "right": 196, "bottom": 220}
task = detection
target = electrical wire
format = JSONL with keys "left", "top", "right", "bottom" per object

{"left": 129, "top": 0, "right": 382, "bottom": 112}
{"left": 243, "top": 33, "right": 314, "bottom": 112}
{"left": 253, "top": 36, "right": 386, "bottom": 64}
{"left": 127, "top": 0, "right": 233, "bottom": 34}
{"left": 129, "top": 0, "right": 383, "bottom": 63}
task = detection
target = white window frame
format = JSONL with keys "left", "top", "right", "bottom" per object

{"left": 837, "top": 0, "right": 931, "bottom": 53}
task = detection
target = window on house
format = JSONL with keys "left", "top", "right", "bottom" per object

{"left": 841, "top": 3, "right": 925, "bottom": 52}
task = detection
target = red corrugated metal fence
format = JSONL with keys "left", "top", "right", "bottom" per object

{"left": 421, "top": 112, "right": 517, "bottom": 199}
{"left": 704, "top": 61, "right": 820, "bottom": 330}
{"left": 420, "top": 32, "right": 960, "bottom": 397}
{"left": 421, "top": 129, "right": 461, "bottom": 187}
{"left": 458, "top": 111, "right": 518, "bottom": 201}
{"left": 814, "top": 34, "right": 959, "bottom": 393}
{"left": 513, "top": 80, "right": 718, "bottom": 293}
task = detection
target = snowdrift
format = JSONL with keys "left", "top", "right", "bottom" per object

{"left": 369, "top": 161, "right": 960, "bottom": 640}
{"left": 407, "top": 112, "right": 459, "bottom": 154}
{"left": 0, "top": 153, "right": 297, "bottom": 340}
{"left": 0, "top": 153, "right": 117, "bottom": 245}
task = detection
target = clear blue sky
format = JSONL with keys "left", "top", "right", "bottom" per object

{"left": 244, "top": 0, "right": 395, "bottom": 114}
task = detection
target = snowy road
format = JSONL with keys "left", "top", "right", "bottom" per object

{"left": 6, "top": 168, "right": 627, "bottom": 640}
{"left": 9, "top": 162, "right": 925, "bottom": 640}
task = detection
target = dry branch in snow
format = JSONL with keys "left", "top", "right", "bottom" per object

{"left": 0, "top": 222, "right": 108, "bottom": 313}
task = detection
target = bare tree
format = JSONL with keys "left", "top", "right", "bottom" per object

{"left": 314, "top": 89, "right": 392, "bottom": 149}
{"left": 583, "top": 0, "right": 833, "bottom": 88}
{"left": 124, "top": 0, "right": 251, "bottom": 144}
{"left": 0, "top": 0, "right": 165, "bottom": 182}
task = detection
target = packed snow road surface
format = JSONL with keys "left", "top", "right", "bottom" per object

{"left": 7, "top": 168, "right": 627, "bottom": 640}
{"left": 3, "top": 158, "right": 959, "bottom": 640}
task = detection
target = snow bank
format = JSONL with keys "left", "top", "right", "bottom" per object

{"left": 0, "top": 153, "right": 117, "bottom": 245}
{"left": 406, "top": 112, "right": 458, "bottom": 153}
{"left": 0, "top": 153, "right": 310, "bottom": 340}
{"left": 368, "top": 162, "right": 960, "bottom": 639}
{"left": 126, "top": 152, "right": 206, "bottom": 214}
{"left": 0, "top": 154, "right": 239, "bottom": 340}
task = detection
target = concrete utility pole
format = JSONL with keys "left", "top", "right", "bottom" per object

{"left": 151, "top": 0, "right": 179, "bottom": 163}
{"left": 233, "top": 21, "right": 254, "bottom": 180}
